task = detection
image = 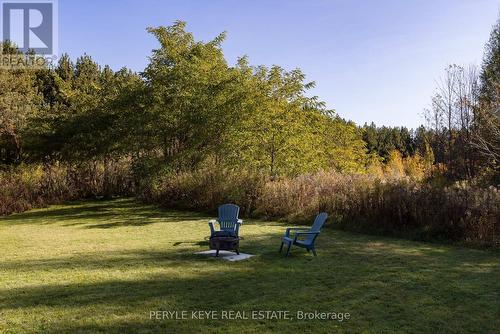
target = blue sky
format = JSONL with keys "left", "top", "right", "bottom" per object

{"left": 59, "top": 0, "right": 498, "bottom": 128}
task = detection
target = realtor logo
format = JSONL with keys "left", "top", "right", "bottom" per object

{"left": 1, "top": 0, "right": 57, "bottom": 55}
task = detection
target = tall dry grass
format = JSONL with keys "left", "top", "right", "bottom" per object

{"left": 144, "top": 168, "right": 499, "bottom": 247}
{"left": 2, "top": 161, "right": 498, "bottom": 247}
{"left": 0, "top": 160, "right": 134, "bottom": 215}
{"left": 257, "top": 171, "right": 499, "bottom": 246}
{"left": 141, "top": 164, "right": 265, "bottom": 216}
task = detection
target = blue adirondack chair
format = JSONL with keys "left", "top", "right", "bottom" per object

{"left": 279, "top": 212, "right": 328, "bottom": 257}
{"left": 209, "top": 204, "right": 242, "bottom": 238}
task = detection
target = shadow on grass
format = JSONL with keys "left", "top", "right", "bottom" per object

{"left": 1, "top": 237, "right": 499, "bottom": 333}
{"left": 0, "top": 199, "right": 133, "bottom": 222}
{"left": 173, "top": 240, "right": 209, "bottom": 247}
{"left": 0, "top": 198, "right": 212, "bottom": 228}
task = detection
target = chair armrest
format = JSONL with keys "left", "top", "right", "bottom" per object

{"left": 208, "top": 220, "right": 217, "bottom": 235}
{"left": 235, "top": 220, "right": 242, "bottom": 235}
{"left": 294, "top": 231, "right": 320, "bottom": 242}
{"left": 295, "top": 231, "right": 320, "bottom": 236}
{"left": 285, "top": 227, "right": 309, "bottom": 237}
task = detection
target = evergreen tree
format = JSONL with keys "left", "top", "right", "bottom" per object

{"left": 477, "top": 17, "right": 500, "bottom": 173}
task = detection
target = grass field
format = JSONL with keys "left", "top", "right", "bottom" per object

{"left": 0, "top": 198, "right": 499, "bottom": 333}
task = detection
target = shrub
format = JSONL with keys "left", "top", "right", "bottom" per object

{"left": 141, "top": 162, "right": 266, "bottom": 216}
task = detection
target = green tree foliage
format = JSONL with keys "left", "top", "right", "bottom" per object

{"left": 7, "top": 19, "right": 498, "bottom": 183}
{"left": 142, "top": 21, "right": 242, "bottom": 169}
{"left": 2, "top": 21, "right": 369, "bottom": 178}
{"left": 139, "top": 21, "right": 369, "bottom": 176}
{"left": 223, "top": 62, "right": 341, "bottom": 176}
{"left": 477, "top": 17, "right": 500, "bottom": 175}
{"left": 0, "top": 42, "right": 42, "bottom": 164}
{"left": 481, "top": 17, "right": 500, "bottom": 102}
{"left": 362, "top": 122, "right": 416, "bottom": 160}
{"left": 26, "top": 54, "right": 143, "bottom": 161}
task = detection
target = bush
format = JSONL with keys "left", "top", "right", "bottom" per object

{"left": 141, "top": 162, "right": 266, "bottom": 216}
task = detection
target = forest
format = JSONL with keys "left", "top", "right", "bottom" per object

{"left": 1, "top": 20, "right": 499, "bottom": 247}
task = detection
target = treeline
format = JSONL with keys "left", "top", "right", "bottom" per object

{"left": 1, "top": 20, "right": 499, "bottom": 246}
{"left": 2, "top": 20, "right": 497, "bottom": 181}
{"left": 362, "top": 27, "right": 500, "bottom": 184}
{"left": 362, "top": 123, "right": 423, "bottom": 159}
{"left": 1, "top": 21, "right": 370, "bottom": 177}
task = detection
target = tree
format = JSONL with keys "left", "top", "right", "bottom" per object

{"left": 361, "top": 123, "right": 415, "bottom": 161}
{"left": 385, "top": 150, "right": 405, "bottom": 178}
{"left": 426, "top": 65, "right": 480, "bottom": 180}
{"left": 141, "top": 21, "right": 368, "bottom": 177}
{"left": 0, "top": 42, "right": 41, "bottom": 164}
{"left": 142, "top": 21, "right": 242, "bottom": 170}
{"left": 477, "top": 16, "right": 500, "bottom": 175}
{"left": 224, "top": 64, "right": 333, "bottom": 176}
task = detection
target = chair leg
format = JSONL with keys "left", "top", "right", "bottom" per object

{"left": 311, "top": 248, "right": 317, "bottom": 257}
{"left": 285, "top": 243, "right": 292, "bottom": 257}
{"left": 279, "top": 242, "right": 284, "bottom": 253}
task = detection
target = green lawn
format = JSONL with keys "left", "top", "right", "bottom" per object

{"left": 0, "top": 198, "right": 498, "bottom": 334}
